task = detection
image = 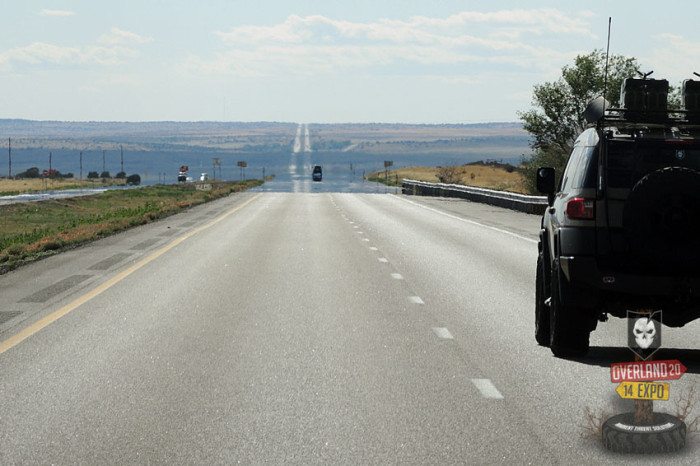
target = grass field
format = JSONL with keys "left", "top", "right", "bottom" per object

{"left": 0, "top": 180, "right": 262, "bottom": 273}
{"left": 0, "top": 178, "right": 125, "bottom": 196}
{"left": 368, "top": 162, "right": 527, "bottom": 193}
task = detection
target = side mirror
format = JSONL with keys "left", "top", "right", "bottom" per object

{"left": 536, "top": 167, "right": 556, "bottom": 205}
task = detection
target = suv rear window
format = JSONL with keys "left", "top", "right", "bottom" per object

{"left": 607, "top": 140, "right": 700, "bottom": 188}
{"left": 560, "top": 145, "right": 598, "bottom": 193}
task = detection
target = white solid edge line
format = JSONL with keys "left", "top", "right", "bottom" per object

{"left": 392, "top": 195, "right": 537, "bottom": 244}
{"left": 471, "top": 378, "right": 504, "bottom": 399}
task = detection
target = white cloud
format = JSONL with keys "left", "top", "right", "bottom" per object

{"left": 38, "top": 9, "right": 75, "bottom": 17}
{"left": 0, "top": 28, "right": 150, "bottom": 70}
{"left": 202, "top": 10, "right": 595, "bottom": 78}
{"left": 646, "top": 34, "right": 700, "bottom": 84}
{"left": 217, "top": 9, "right": 594, "bottom": 46}
{"left": 98, "top": 28, "right": 153, "bottom": 46}
{"left": 0, "top": 42, "right": 80, "bottom": 66}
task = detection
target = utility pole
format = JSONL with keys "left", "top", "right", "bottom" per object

{"left": 120, "top": 145, "right": 124, "bottom": 174}
{"left": 102, "top": 149, "right": 106, "bottom": 175}
{"left": 8, "top": 137, "right": 11, "bottom": 178}
{"left": 80, "top": 151, "right": 83, "bottom": 180}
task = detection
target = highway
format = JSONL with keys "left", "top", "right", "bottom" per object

{"left": 1, "top": 190, "right": 700, "bottom": 464}
{"left": 293, "top": 123, "right": 311, "bottom": 154}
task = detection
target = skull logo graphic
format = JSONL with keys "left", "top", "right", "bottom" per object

{"left": 627, "top": 310, "right": 662, "bottom": 360}
{"left": 633, "top": 317, "right": 656, "bottom": 349}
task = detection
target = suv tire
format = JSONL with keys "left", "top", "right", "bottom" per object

{"left": 549, "top": 261, "right": 590, "bottom": 358}
{"left": 535, "top": 256, "right": 550, "bottom": 346}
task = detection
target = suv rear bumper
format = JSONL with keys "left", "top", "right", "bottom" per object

{"left": 559, "top": 256, "right": 700, "bottom": 323}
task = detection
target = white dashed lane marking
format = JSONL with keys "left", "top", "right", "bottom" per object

{"left": 432, "top": 327, "right": 453, "bottom": 340}
{"left": 378, "top": 258, "right": 388, "bottom": 263}
{"left": 408, "top": 296, "right": 424, "bottom": 304}
{"left": 471, "top": 379, "right": 504, "bottom": 399}
{"left": 391, "top": 273, "right": 403, "bottom": 280}
{"left": 369, "top": 247, "right": 378, "bottom": 251}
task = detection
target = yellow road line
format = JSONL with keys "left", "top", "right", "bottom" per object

{"left": 0, "top": 193, "right": 263, "bottom": 356}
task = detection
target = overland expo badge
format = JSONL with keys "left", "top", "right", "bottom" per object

{"left": 627, "top": 310, "right": 662, "bottom": 360}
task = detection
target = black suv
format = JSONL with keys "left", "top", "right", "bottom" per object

{"left": 536, "top": 77, "right": 700, "bottom": 357}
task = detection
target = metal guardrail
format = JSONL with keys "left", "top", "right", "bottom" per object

{"left": 401, "top": 179, "right": 548, "bottom": 215}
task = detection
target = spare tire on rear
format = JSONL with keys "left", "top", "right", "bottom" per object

{"left": 624, "top": 167, "right": 700, "bottom": 271}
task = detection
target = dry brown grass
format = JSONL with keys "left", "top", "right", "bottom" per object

{"left": 370, "top": 163, "right": 527, "bottom": 193}
{"left": 0, "top": 180, "right": 262, "bottom": 272}
{"left": 0, "top": 178, "right": 123, "bottom": 195}
{"left": 674, "top": 384, "right": 700, "bottom": 435}
{"left": 580, "top": 403, "right": 618, "bottom": 439}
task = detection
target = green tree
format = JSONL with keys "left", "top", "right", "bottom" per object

{"left": 126, "top": 174, "right": 141, "bottom": 185}
{"left": 18, "top": 167, "right": 40, "bottom": 178}
{"left": 87, "top": 171, "right": 99, "bottom": 179}
{"left": 519, "top": 50, "right": 640, "bottom": 193}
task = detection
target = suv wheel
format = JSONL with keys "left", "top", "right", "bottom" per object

{"left": 549, "top": 261, "right": 590, "bottom": 358}
{"left": 535, "top": 256, "right": 550, "bottom": 346}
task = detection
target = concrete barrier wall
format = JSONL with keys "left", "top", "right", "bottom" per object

{"left": 402, "top": 179, "right": 548, "bottom": 215}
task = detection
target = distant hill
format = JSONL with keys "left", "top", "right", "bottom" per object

{"left": 0, "top": 120, "right": 528, "bottom": 157}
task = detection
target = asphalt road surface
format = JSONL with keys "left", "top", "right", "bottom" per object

{"left": 2, "top": 191, "right": 700, "bottom": 464}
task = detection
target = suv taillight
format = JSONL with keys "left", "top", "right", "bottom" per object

{"left": 566, "top": 198, "right": 595, "bottom": 220}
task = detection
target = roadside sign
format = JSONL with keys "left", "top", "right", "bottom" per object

{"left": 616, "top": 381, "right": 670, "bottom": 401}
{"left": 611, "top": 360, "right": 687, "bottom": 383}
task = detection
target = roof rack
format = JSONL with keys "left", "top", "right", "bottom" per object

{"left": 682, "top": 77, "right": 700, "bottom": 121}
{"left": 585, "top": 75, "right": 700, "bottom": 129}
{"left": 619, "top": 77, "right": 669, "bottom": 122}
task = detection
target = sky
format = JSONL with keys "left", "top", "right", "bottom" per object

{"left": 2, "top": 0, "right": 700, "bottom": 124}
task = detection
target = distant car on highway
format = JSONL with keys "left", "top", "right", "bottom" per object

{"left": 178, "top": 165, "right": 189, "bottom": 183}
{"left": 312, "top": 165, "right": 322, "bottom": 181}
{"left": 536, "top": 76, "right": 700, "bottom": 358}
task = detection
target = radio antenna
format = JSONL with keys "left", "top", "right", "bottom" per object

{"left": 602, "top": 17, "right": 612, "bottom": 114}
